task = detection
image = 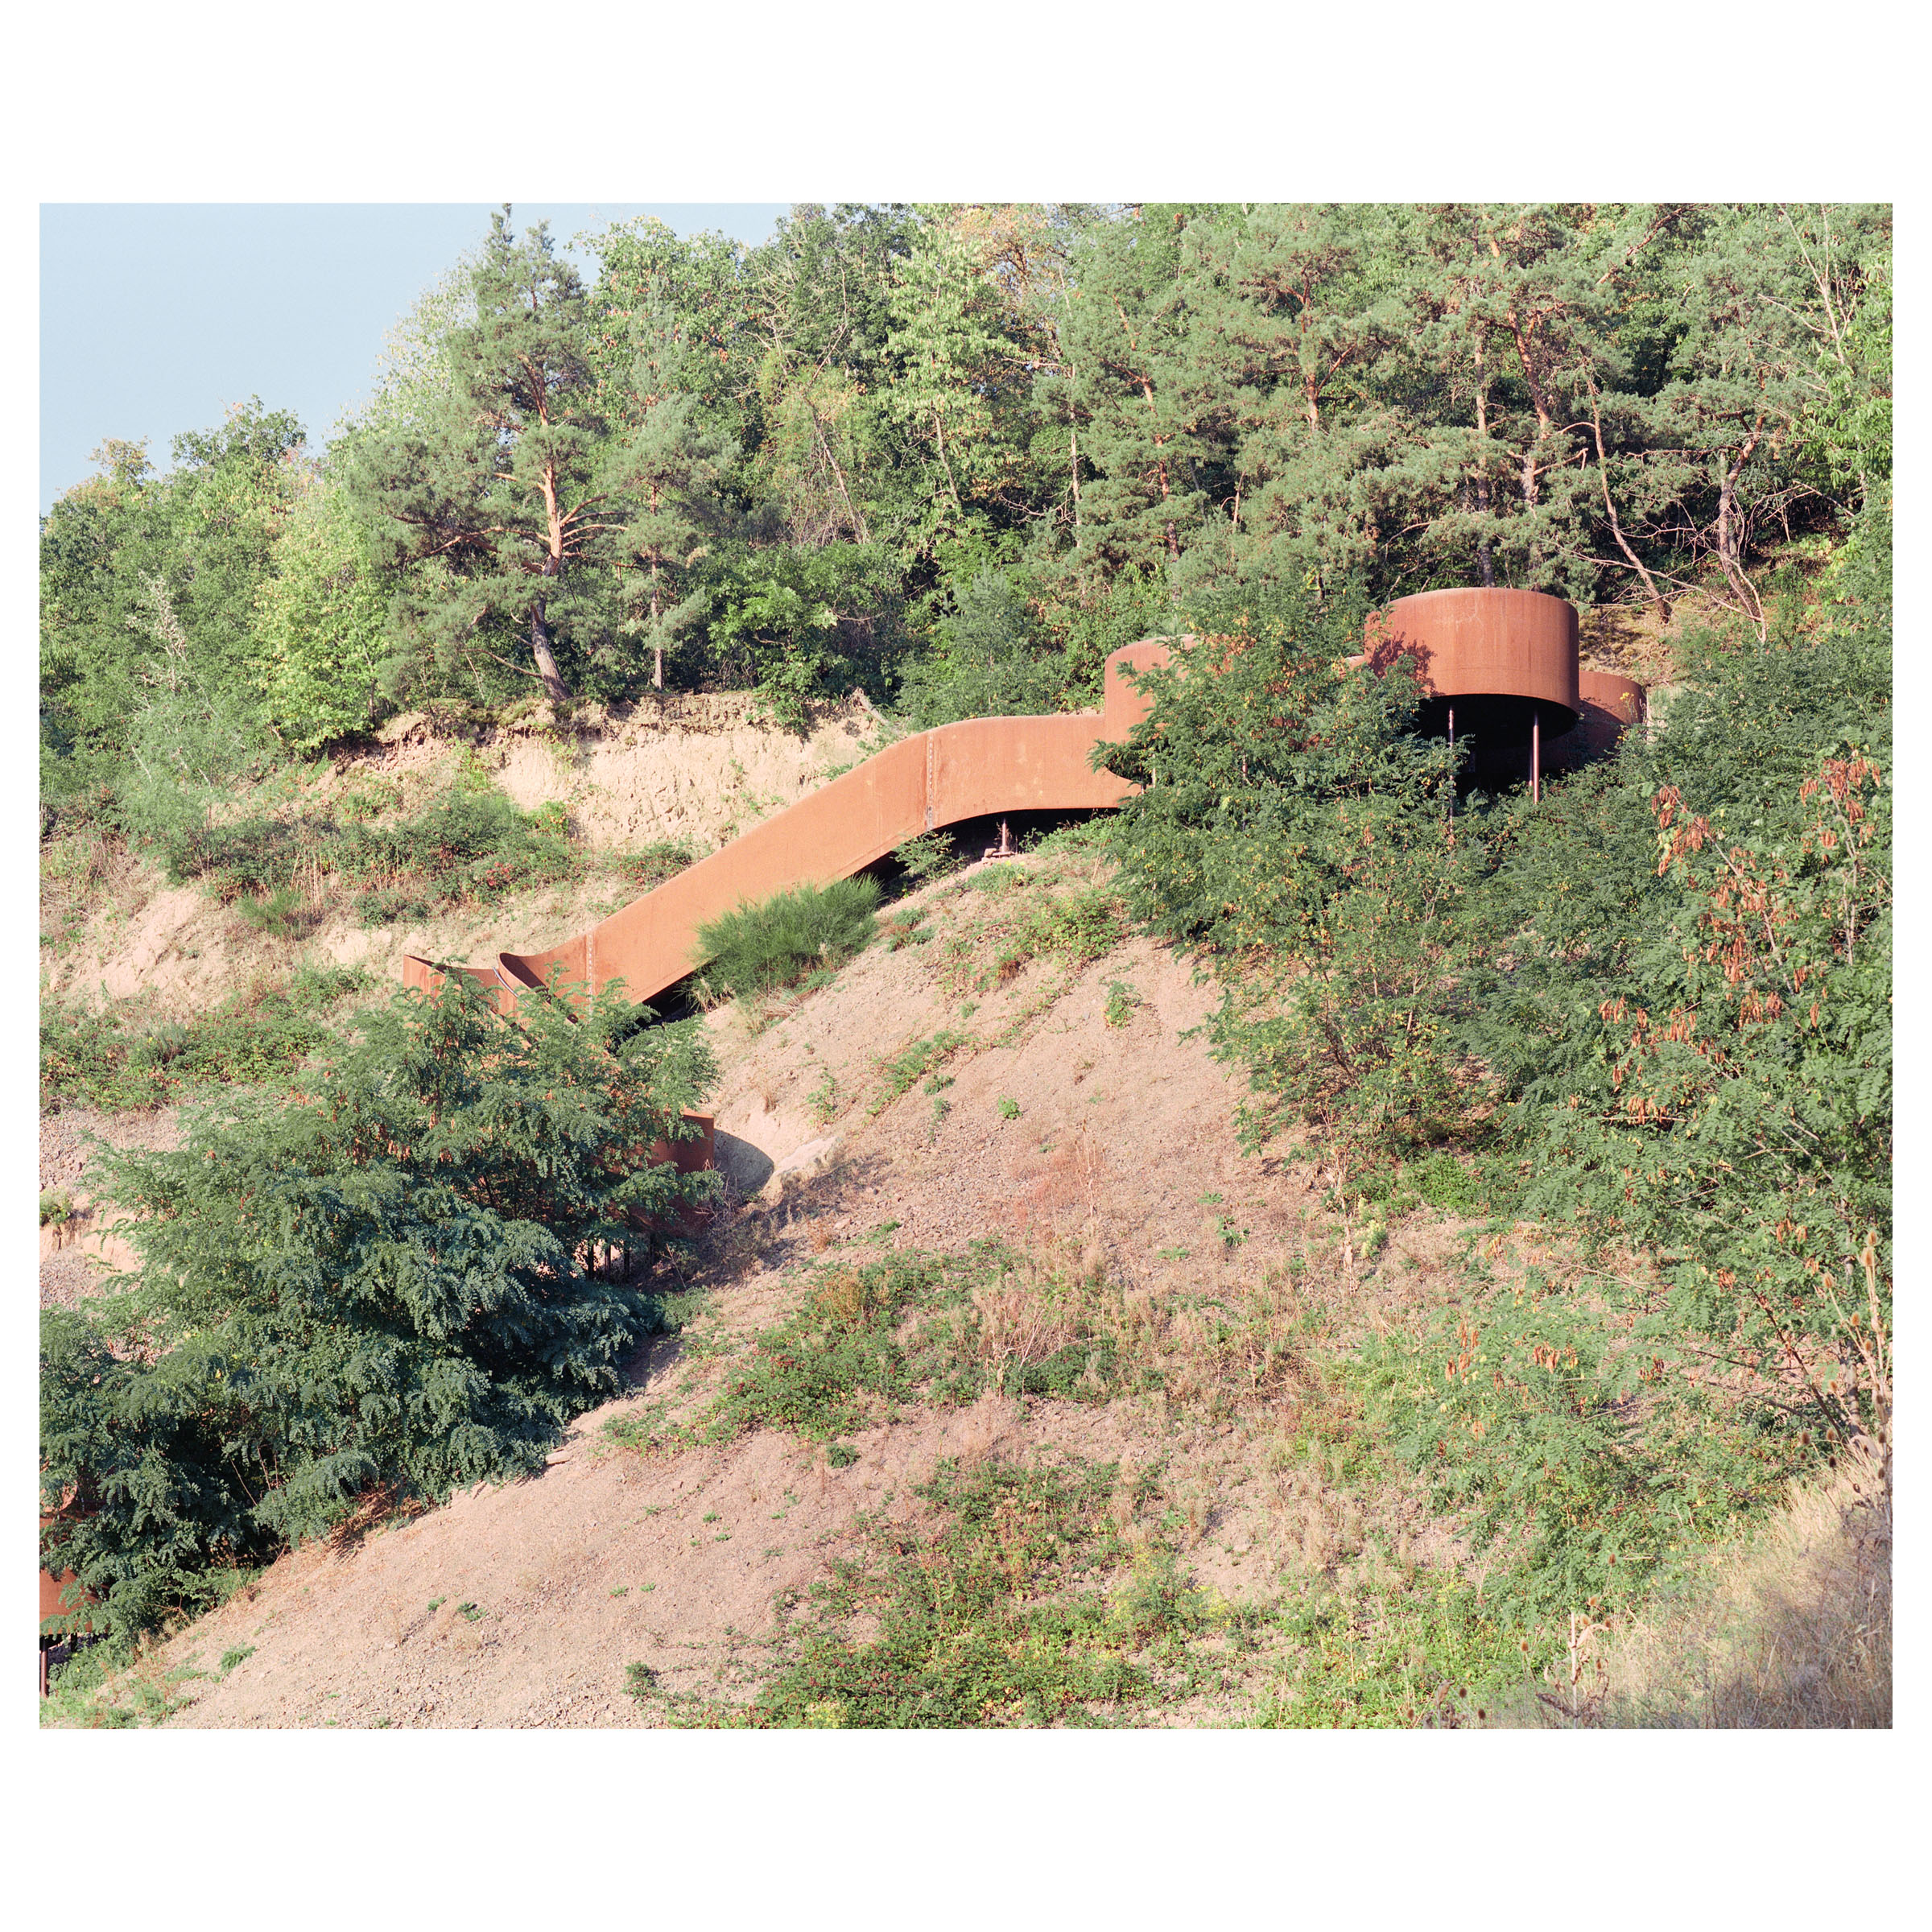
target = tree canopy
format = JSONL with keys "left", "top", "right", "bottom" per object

{"left": 42, "top": 202, "right": 1891, "bottom": 782}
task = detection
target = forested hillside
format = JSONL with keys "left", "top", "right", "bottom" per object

{"left": 42, "top": 201, "right": 1890, "bottom": 819}
{"left": 39, "top": 204, "right": 1892, "bottom": 1728}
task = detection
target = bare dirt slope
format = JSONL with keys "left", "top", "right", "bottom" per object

{"left": 41, "top": 693, "right": 884, "bottom": 1022}
{"left": 95, "top": 842, "right": 1485, "bottom": 1730}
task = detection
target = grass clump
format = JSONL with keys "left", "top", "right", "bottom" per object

{"left": 614, "top": 841, "right": 699, "bottom": 894}
{"left": 40, "top": 965, "right": 372, "bottom": 1112}
{"left": 869, "top": 1029, "right": 972, "bottom": 1113}
{"left": 679, "top": 1457, "right": 1204, "bottom": 1728}
{"left": 693, "top": 876, "right": 881, "bottom": 997}
{"left": 609, "top": 1244, "right": 1160, "bottom": 1462}
{"left": 939, "top": 874, "right": 1129, "bottom": 994}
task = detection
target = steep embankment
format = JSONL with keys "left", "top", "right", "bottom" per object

{"left": 38, "top": 693, "right": 882, "bottom": 1313}
{"left": 40, "top": 692, "right": 884, "bottom": 1022}
{"left": 71, "top": 839, "right": 1506, "bottom": 1730}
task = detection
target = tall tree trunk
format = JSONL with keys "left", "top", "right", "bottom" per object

{"left": 1507, "top": 312, "right": 1554, "bottom": 512}
{"left": 1070, "top": 421, "right": 1081, "bottom": 530}
{"left": 935, "top": 406, "right": 964, "bottom": 517}
{"left": 530, "top": 597, "right": 571, "bottom": 704}
{"left": 811, "top": 411, "right": 869, "bottom": 543}
{"left": 1716, "top": 426, "right": 1767, "bottom": 636}
{"left": 650, "top": 557, "right": 663, "bottom": 691}
{"left": 1473, "top": 339, "right": 1495, "bottom": 587}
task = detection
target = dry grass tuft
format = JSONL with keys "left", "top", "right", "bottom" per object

{"left": 1500, "top": 1462, "right": 1891, "bottom": 1728}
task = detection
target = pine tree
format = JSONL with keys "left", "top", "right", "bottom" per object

{"left": 615, "top": 390, "right": 735, "bottom": 689}
{"left": 341, "top": 208, "right": 625, "bottom": 704}
{"left": 1061, "top": 205, "right": 1227, "bottom": 588}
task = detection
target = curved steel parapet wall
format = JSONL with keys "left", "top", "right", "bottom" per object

{"left": 402, "top": 639, "right": 1176, "bottom": 1014}
{"left": 1578, "top": 667, "right": 1643, "bottom": 724}
{"left": 1370, "top": 588, "right": 1583, "bottom": 733}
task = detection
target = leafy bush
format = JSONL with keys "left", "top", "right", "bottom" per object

{"left": 705, "top": 543, "right": 902, "bottom": 729}
{"left": 1455, "top": 518, "right": 1893, "bottom": 1459}
{"left": 39, "top": 972, "right": 716, "bottom": 1637}
{"left": 1102, "top": 522, "right": 1892, "bottom": 1620}
{"left": 1096, "top": 593, "right": 1461, "bottom": 1162}
{"left": 693, "top": 876, "right": 881, "bottom": 997}
{"left": 894, "top": 572, "right": 1070, "bottom": 730}
{"left": 892, "top": 830, "right": 960, "bottom": 883}
{"left": 1353, "top": 1274, "right": 1795, "bottom": 1620}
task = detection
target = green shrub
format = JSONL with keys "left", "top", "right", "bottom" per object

{"left": 892, "top": 572, "right": 1071, "bottom": 732}
{"left": 353, "top": 883, "right": 431, "bottom": 928}
{"left": 611, "top": 1245, "right": 1139, "bottom": 1462}
{"left": 39, "top": 971, "right": 716, "bottom": 1639}
{"left": 693, "top": 876, "right": 881, "bottom": 997}
{"left": 159, "top": 783, "right": 584, "bottom": 919}
{"left": 1405, "top": 1152, "right": 1495, "bottom": 1216}
{"left": 892, "top": 831, "right": 960, "bottom": 883}
{"left": 1352, "top": 1273, "right": 1796, "bottom": 1621}
{"left": 691, "top": 1254, "right": 952, "bottom": 1444}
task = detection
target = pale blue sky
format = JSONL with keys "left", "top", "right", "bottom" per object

{"left": 39, "top": 204, "right": 791, "bottom": 511}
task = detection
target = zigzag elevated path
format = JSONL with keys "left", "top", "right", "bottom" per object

{"left": 402, "top": 639, "right": 1173, "bottom": 1013}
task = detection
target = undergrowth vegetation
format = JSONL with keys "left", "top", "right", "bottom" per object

{"left": 648, "top": 1458, "right": 1209, "bottom": 1728}
{"left": 41, "top": 966, "right": 372, "bottom": 1111}
{"left": 40, "top": 974, "right": 716, "bottom": 1641}
{"left": 44, "top": 749, "right": 696, "bottom": 956}
{"left": 1087, "top": 507, "right": 1892, "bottom": 1714}
{"left": 609, "top": 1245, "right": 1145, "bottom": 1457}
{"left": 693, "top": 876, "right": 882, "bottom": 1000}
{"left": 159, "top": 779, "right": 639, "bottom": 931}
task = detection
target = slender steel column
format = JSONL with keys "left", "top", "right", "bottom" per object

{"left": 1531, "top": 707, "right": 1541, "bottom": 803}
{"left": 1447, "top": 703, "right": 1455, "bottom": 824}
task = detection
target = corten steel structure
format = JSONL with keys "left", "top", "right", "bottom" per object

{"left": 403, "top": 600, "right": 1644, "bottom": 1014}
{"left": 1362, "top": 588, "right": 1643, "bottom": 801}
{"left": 403, "top": 638, "right": 1172, "bottom": 1014}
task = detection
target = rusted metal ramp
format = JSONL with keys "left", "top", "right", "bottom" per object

{"left": 403, "top": 640, "right": 1172, "bottom": 1013}
{"left": 402, "top": 595, "right": 1643, "bottom": 1015}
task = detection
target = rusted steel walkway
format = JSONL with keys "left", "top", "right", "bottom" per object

{"left": 400, "top": 594, "right": 1643, "bottom": 1013}
{"left": 404, "top": 639, "right": 1172, "bottom": 1012}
